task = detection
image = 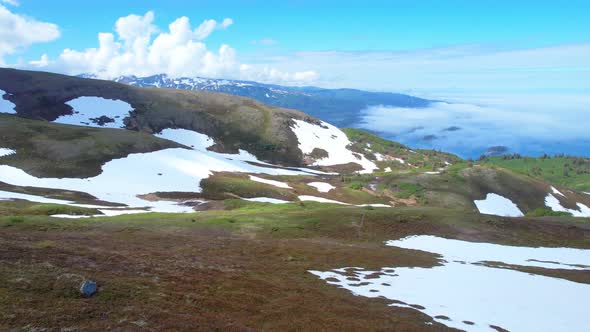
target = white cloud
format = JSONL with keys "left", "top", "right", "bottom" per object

{"left": 1, "top": 0, "right": 19, "bottom": 6}
{"left": 358, "top": 93, "right": 590, "bottom": 157}
{"left": 193, "top": 17, "right": 233, "bottom": 40}
{"left": 28, "top": 11, "right": 316, "bottom": 85}
{"left": 28, "top": 53, "right": 48, "bottom": 67}
{"left": 245, "top": 43, "right": 590, "bottom": 93}
{"left": 0, "top": 4, "right": 60, "bottom": 64}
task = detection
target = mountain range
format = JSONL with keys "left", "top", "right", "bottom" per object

{"left": 79, "top": 73, "right": 431, "bottom": 128}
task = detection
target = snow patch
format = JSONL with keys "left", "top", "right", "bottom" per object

{"left": 55, "top": 97, "right": 134, "bottom": 128}
{"left": 290, "top": 119, "right": 377, "bottom": 173}
{"left": 306, "top": 182, "right": 335, "bottom": 193}
{"left": 298, "top": 195, "right": 350, "bottom": 205}
{"left": 156, "top": 128, "right": 214, "bottom": 148}
{"left": 545, "top": 194, "right": 590, "bottom": 217}
{"left": 393, "top": 157, "right": 405, "bottom": 164}
{"left": 51, "top": 209, "right": 153, "bottom": 218}
{"left": 384, "top": 167, "right": 392, "bottom": 172}
{"left": 551, "top": 186, "right": 565, "bottom": 197}
{"left": 474, "top": 193, "right": 524, "bottom": 217}
{"left": 249, "top": 175, "right": 292, "bottom": 189}
{"left": 0, "top": 89, "right": 16, "bottom": 114}
{"left": 424, "top": 171, "right": 440, "bottom": 175}
{"left": 310, "top": 235, "right": 590, "bottom": 332}
{"left": 98, "top": 209, "right": 153, "bottom": 216}
{"left": 298, "top": 195, "right": 389, "bottom": 207}
{"left": 243, "top": 197, "right": 291, "bottom": 204}
{"left": 0, "top": 148, "right": 16, "bottom": 157}
{"left": 0, "top": 190, "right": 108, "bottom": 209}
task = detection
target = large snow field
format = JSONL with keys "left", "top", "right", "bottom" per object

{"left": 290, "top": 119, "right": 377, "bottom": 173}
{"left": 310, "top": 235, "right": 590, "bottom": 332}
{"left": 54, "top": 97, "right": 134, "bottom": 128}
{"left": 473, "top": 193, "right": 524, "bottom": 217}
{"left": 0, "top": 129, "right": 317, "bottom": 212}
{"left": 0, "top": 89, "right": 16, "bottom": 114}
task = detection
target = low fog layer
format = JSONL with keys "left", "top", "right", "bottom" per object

{"left": 359, "top": 93, "right": 590, "bottom": 158}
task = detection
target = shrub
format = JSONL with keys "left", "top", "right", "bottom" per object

{"left": 9, "top": 216, "right": 24, "bottom": 223}
{"left": 526, "top": 208, "right": 572, "bottom": 217}
{"left": 348, "top": 182, "right": 364, "bottom": 190}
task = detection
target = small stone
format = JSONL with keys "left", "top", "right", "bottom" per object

{"left": 80, "top": 280, "right": 97, "bottom": 298}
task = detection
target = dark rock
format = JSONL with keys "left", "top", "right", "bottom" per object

{"left": 90, "top": 115, "right": 116, "bottom": 126}
{"left": 80, "top": 280, "right": 97, "bottom": 298}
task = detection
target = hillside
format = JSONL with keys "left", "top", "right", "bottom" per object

{"left": 1, "top": 67, "right": 313, "bottom": 166}
{"left": 2, "top": 68, "right": 590, "bottom": 218}
{"left": 479, "top": 155, "right": 590, "bottom": 192}
{"left": 1, "top": 68, "right": 590, "bottom": 331}
{"left": 0, "top": 68, "right": 460, "bottom": 211}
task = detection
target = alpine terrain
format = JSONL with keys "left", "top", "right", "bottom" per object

{"left": 1, "top": 68, "right": 589, "bottom": 331}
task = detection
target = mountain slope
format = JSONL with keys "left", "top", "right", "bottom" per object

{"left": 1, "top": 68, "right": 313, "bottom": 166}
{"left": 0, "top": 113, "right": 181, "bottom": 178}
{"left": 0, "top": 68, "right": 420, "bottom": 212}
{"left": 3, "top": 68, "right": 590, "bottom": 218}
{"left": 480, "top": 155, "right": 590, "bottom": 192}
{"left": 81, "top": 73, "right": 432, "bottom": 127}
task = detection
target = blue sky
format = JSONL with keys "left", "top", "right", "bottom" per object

{"left": 15, "top": 0, "right": 590, "bottom": 53}
{"left": 2, "top": 0, "right": 589, "bottom": 92}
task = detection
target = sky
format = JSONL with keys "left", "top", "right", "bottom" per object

{"left": 1, "top": 0, "right": 589, "bottom": 157}
{"left": 1, "top": 0, "right": 589, "bottom": 91}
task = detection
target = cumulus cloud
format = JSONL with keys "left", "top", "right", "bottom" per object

{"left": 359, "top": 93, "right": 590, "bottom": 158}
{"left": 28, "top": 11, "right": 317, "bottom": 85}
{"left": 194, "top": 18, "right": 233, "bottom": 40}
{"left": 0, "top": 4, "right": 60, "bottom": 64}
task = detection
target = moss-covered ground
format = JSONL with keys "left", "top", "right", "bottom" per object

{"left": 1, "top": 198, "right": 589, "bottom": 330}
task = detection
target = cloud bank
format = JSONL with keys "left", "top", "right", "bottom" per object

{"left": 359, "top": 93, "right": 590, "bottom": 158}
{"left": 25, "top": 11, "right": 318, "bottom": 85}
{"left": 0, "top": 4, "right": 60, "bottom": 65}
{"left": 249, "top": 43, "right": 590, "bottom": 92}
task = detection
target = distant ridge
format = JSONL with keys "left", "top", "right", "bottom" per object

{"left": 79, "top": 73, "right": 432, "bottom": 127}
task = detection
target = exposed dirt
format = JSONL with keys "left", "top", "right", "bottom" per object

{"left": 0, "top": 221, "right": 452, "bottom": 331}
{"left": 1, "top": 205, "right": 589, "bottom": 331}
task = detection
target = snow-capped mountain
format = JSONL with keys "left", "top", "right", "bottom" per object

{"left": 79, "top": 73, "right": 432, "bottom": 127}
